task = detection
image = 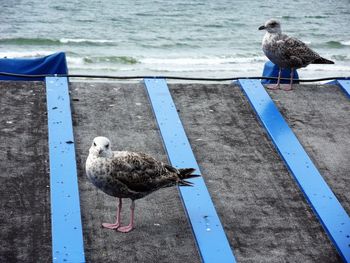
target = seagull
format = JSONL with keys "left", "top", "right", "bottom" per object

{"left": 259, "top": 19, "right": 334, "bottom": 91}
{"left": 85, "top": 136, "right": 199, "bottom": 233}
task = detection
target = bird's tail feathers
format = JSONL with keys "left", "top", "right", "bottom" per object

{"left": 163, "top": 166, "right": 200, "bottom": 186}
{"left": 178, "top": 168, "right": 200, "bottom": 179}
{"left": 312, "top": 57, "right": 334, "bottom": 64}
{"left": 177, "top": 168, "right": 200, "bottom": 187}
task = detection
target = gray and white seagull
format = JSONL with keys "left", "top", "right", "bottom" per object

{"left": 259, "top": 19, "right": 334, "bottom": 90}
{"left": 85, "top": 136, "right": 199, "bottom": 233}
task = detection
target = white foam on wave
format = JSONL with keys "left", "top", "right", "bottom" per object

{"left": 66, "top": 56, "right": 84, "bottom": 65}
{"left": 59, "top": 38, "right": 115, "bottom": 44}
{"left": 340, "top": 40, "right": 350, "bottom": 46}
{"left": 64, "top": 54, "right": 266, "bottom": 71}
{"left": 66, "top": 56, "right": 265, "bottom": 78}
{"left": 68, "top": 53, "right": 262, "bottom": 67}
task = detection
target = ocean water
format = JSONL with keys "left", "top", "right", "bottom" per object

{"left": 1, "top": 0, "right": 349, "bottom": 79}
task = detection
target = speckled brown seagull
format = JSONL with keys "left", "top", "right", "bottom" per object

{"left": 259, "top": 19, "right": 334, "bottom": 91}
{"left": 85, "top": 136, "right": 199, "bottom": 233}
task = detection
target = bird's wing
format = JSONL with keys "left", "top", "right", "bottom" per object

{"left": 278, "top": 35, "right": 321, "bottom": 64}
{"left": 111, "top": 152, "right": 178, "bottom": 193}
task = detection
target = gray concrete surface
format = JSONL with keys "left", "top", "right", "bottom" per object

{"left": 169, "top": 83, "right": 341, "bottom": 262}
{"left": 0, "top": 81, "right": 51, "bottom": 262}
{"left": 70, "top": 82, "right": 200, "bottom": 263}
{"left": 267, "top": 84, "right": 350, "bottom": 214}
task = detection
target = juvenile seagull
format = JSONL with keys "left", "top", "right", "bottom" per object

{"left": 259, "top": 19, "right": 334, "bottom": 90}
{"left": 85, "top": 136, "right": 199, "bottom": 233}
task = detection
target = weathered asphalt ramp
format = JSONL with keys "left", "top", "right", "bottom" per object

{"left": 0, "top": 81, "right": 51, "bottom": 262}
{"left": 169, "top": 83, "right": 341, "bottom": 262}
{"left": 267, "top": 85, "right": 350, "bottom": 214}
{"left": 1, "top": 81, "right": 347, "bottom": 262}
{"left": 70, "top": 82, "right": 200, "bottom": 263}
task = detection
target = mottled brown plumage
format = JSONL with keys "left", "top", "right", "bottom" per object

{"left": 85, "top": 136, "right": 199, "bottom": 232}
{"left": 259, "top": 19, "right": 334, "bottom": 90}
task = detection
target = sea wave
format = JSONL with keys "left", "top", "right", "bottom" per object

{"left": 59, "top": 38, "right": 117, "bottom": 45}
{"left": 0, "top": 50, "right": 54, "bottom": 58}
{"left": 83, "top": 56, "right": 138, "bottom": 64}
{"left": 304, "top": 15, "right": 329, "bottom": 19}
{"left": 279, "top": 15, "right": 297, "bottom": 20}
{"left": 303, "top": 63, "right": 350, "bottom": 72}
{"left": 0, "top": 38, "right": 59, "bottom": 45}
{"left": 66, "top": 55, "right": 267, "bottom": 68}
{"left": 65, "top": 55, "right": 264, "bottom": 72}
{"left": 277, "top": 15, "right": 329, "bottom": 20}
{"left": 326, "top": 40, "right": 350, "bottom": 48}
{"left": 331, "top": 54, "right": 350, "bottom": 61}
{"left": 139, "top": 42, "right": 201, "bottom": 49}
{"left": 140, "top": 56, "right": 266, "bottom": 65}
{"left": 0, "top": 37, "right": 117, "bottom": 46}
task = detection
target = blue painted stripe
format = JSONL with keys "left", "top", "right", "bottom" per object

{"left": 238, "top": 79, "right": 350, "bottom": 262}
{"left": 337, "top": 80, "right": 350, "bottom": 98}
{"left": 144, "top": 78, "right": 236, "bottom": 263}
{"left": 46, "top": 77, "right": 85, "bottom": 263}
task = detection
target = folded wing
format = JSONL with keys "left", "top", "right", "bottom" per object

{"left": 279, "top": 36, "right": 323, "bottom": 67}
{"left": 111, "top": 152, "right": 179, "bottom": 193}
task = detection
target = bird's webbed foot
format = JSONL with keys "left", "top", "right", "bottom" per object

{"left": 117, "top": 224, "right": 134, "bottom": 233}
{"left": 281, "top": 84, "right": 293, "bottom": 91}
{"left": 267, "top": 84, "right": 280, "bottom": 90}
{"left": 102, "top": 222, "right": 121, "bottom": 229}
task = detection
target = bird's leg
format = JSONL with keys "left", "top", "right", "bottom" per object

{"left": 117, "top": 200, "right": 135, "bottom": 233}
{"left": 267, "top": 67, "right": 281, "bottom": 90}
{"left": 102, "top": 198, "right": 122, "bottom": 229}
{"left": 283, "top": 68, "right": 294, "bottom": 91}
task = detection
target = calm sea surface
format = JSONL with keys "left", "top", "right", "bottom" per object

{"left": 1, "top": 0, "right": 349, "bottom": 79}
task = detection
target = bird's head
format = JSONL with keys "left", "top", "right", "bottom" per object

{"left": 89, "top": 136, "right": 113, "bottom": 158}
{"left": 259, "top": 19, "right": 282, "bottom": 34}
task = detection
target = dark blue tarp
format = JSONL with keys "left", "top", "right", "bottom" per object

{"left": 0, "top": 52, "right": 68, "bottom": 81}
{"left": 261, "top": 61, "right": 299, "bottom": 84}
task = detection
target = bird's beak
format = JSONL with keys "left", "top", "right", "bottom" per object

{"left": 98, "top": 148, "right": 103, "bottom": 155}
{"left": 258, "top": 25, "right": 266, "bottom": 30}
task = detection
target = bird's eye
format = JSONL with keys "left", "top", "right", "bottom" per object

{"left": 93, "top": 142, "right": 96, "bottom": 146}
{"left": 106, "top": 143, "right": 109, "bottom": 148}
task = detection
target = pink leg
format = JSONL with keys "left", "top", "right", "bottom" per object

{"left": 282, "top": 68, "right": 294, "bottom": 91}
{"left": 267, "top": 67, "right": 281, "bottom": 90}
{"left": 102, "top": 198, "right": 122, "bottom": 229}
{"left": 117, "top": 200, "right": 135, "bottom": 233}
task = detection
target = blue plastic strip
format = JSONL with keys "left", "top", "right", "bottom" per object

{"left": 238, "top": 79, "right": 350, "bottom": 262}
{"left": 337, "top": 80, "right": 350, "bottom": 98}
{"left": 144, "top": 78, "right": 236, "bottom": 263}
{"left": 46, "top": 77, "right": 85, "bottom": 263}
